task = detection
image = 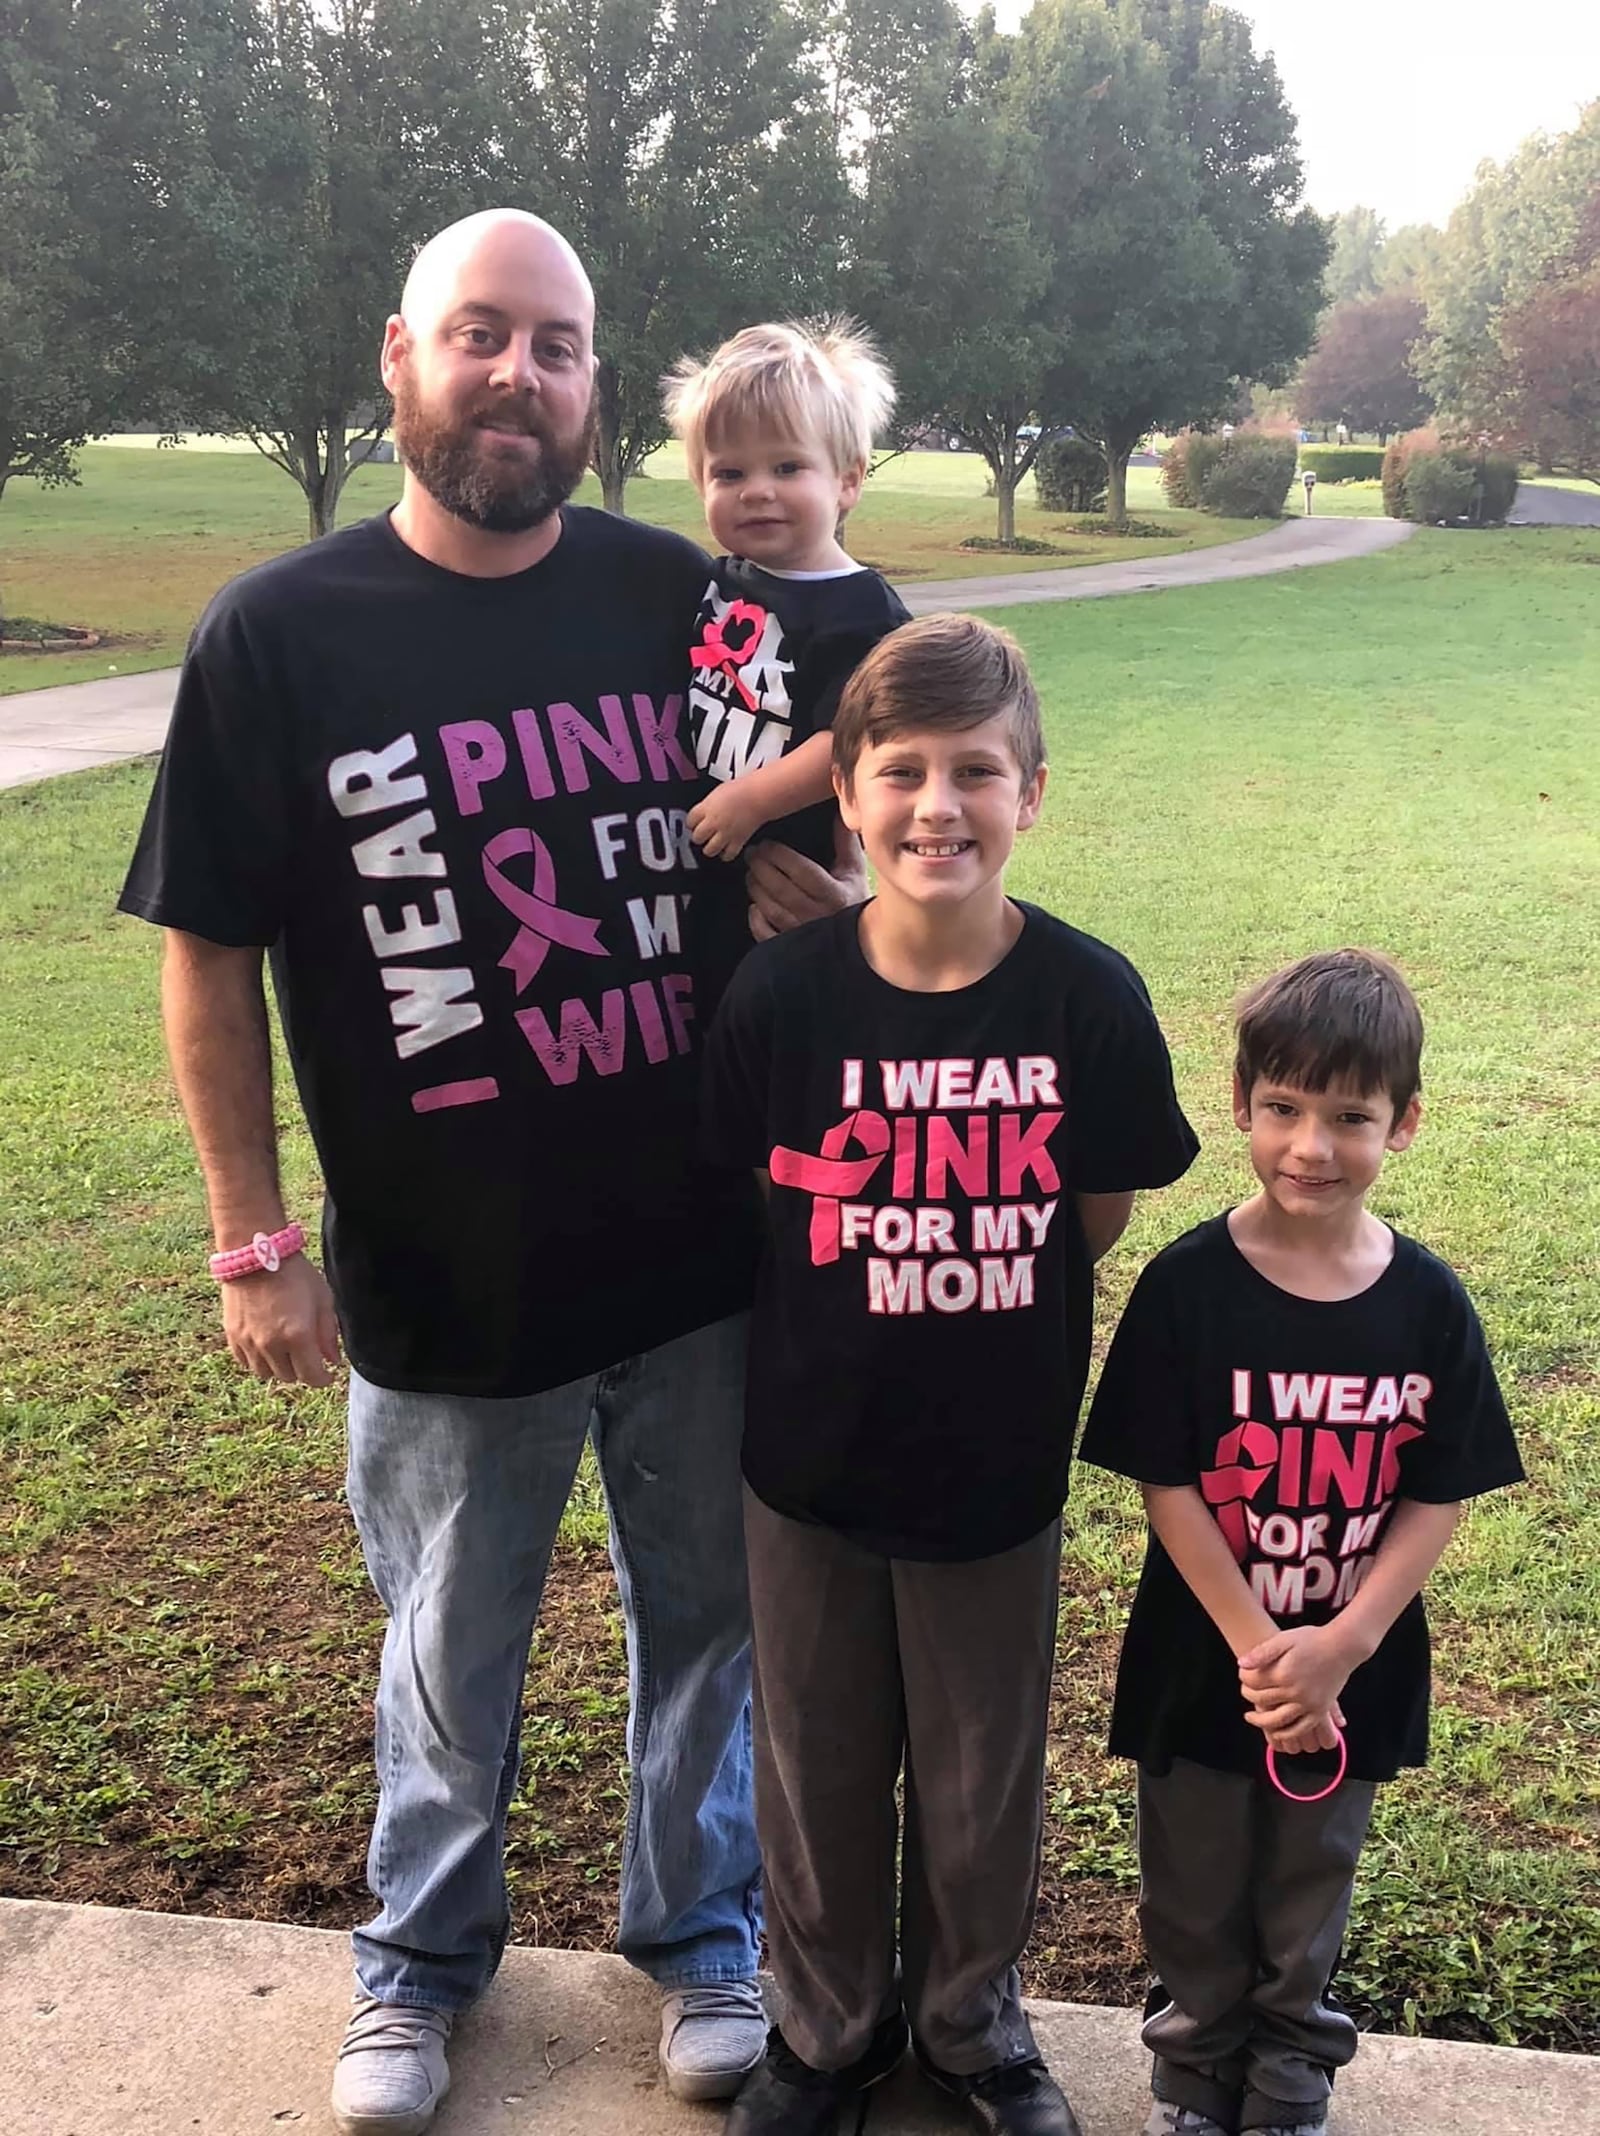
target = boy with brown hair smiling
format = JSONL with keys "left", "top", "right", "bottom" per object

{"left": 1080, "top": 949, "right": 1524, "bottom": 2136}
{"left": 701, "top": 612, "right": 1198, "bottom": 2136}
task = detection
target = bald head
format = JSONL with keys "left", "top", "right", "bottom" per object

{"left": 398, "top": 210, "right": 594, "bottom": 337}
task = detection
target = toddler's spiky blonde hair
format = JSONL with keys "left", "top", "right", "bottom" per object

{"left": 663, "top": 318, "right": 896, "bottom": 489}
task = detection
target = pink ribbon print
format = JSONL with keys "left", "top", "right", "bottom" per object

{"left": 688, "top": 600, "right": 769, "bottom": 710}
{"left": 768, "top": 1111, "right": 891, "bottom": 1265}
{"left": 482, "top": 826, "right": 609, "bottom": 994}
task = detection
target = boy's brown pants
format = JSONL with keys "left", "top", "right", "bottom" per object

{"left": 742, "top": 1486, "right": 1061, "bottom": 2075}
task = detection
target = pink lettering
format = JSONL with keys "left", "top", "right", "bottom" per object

{"left": 1307, "top": 1429, "right": 1373, "bottom": 1510}
{"left": 998, "top": 1111, "right": 1062, "bottom": 1195}
{"left": 515, "top": 989, "right": 630, "bottom": 1082}
{"left": 925, "top": 1115, "right": 990, "bottom": 1198}
{"left": 439, "top": 720, "right": 507, "bottom": 816}
{"left": 550, "top": 697, "right": 641, "bottom": 792}
{"left": 512, "top": 708, "right": 557, "bottom": 800}
{"left": 634, "top": 692, "right": 697, "bottom": 781}
{"left": 630, "top": 980, "right": 669, "bottom": 1064}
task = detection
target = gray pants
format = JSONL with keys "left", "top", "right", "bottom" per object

{"left": 743, "top": 1487, "right": 1061, "bottom": 2074}
{"left": 1137, "top": 1759, "right": 1377, "bottom": 2132}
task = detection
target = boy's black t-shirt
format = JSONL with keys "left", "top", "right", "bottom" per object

{"left": 119, "top": 508, "right": 760, "bottom": 1398}
{"left": 701, "top": 903, "right": 1199, "bottom": 1561}
{"left": 687, "top": 558, "right": 910, "bottom": 869}
{"left": 1079, "top": 1216, "right": 1524, "bottom": 1783}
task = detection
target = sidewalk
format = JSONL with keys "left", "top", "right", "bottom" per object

{"left": 0, "top": 520, "right": 1414, "bottom": 792}
{"left": 1, "top": 1897, "right": 1585, "bottom": 2135}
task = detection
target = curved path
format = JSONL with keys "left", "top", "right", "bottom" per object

{"left": 1, "top": 517, "right": 1413, "bottom": 790}
{"left": 903, "top": 512, "right": 1414, "bottom": 614}
{"left": 1509, "top": 480, "right": 1600, "bottom": 527}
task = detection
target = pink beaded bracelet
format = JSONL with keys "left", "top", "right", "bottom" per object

{"left": 209, "top": 1222, "right": 306, "bottom": 1283}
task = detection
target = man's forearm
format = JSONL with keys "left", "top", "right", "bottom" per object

{"left": 161, "top": 930, "right": 285, "bottom": 1245}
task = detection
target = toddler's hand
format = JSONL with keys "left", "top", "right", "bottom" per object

{"left": 688, "top": 783, "right": 764, "bottom": 861}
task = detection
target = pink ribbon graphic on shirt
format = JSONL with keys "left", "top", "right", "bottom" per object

{"left": 769, "top": 1111, "right": 890, "bottom": 1265}
{"left": 689, "top": 600, "right": 767, "bottom": 710}
{"left": 482, "top": 826, "right": 608, "bottom": 994}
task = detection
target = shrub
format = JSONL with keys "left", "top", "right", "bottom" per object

{"left": 1160, "top": 431, "right": 1228, "bottom": 508}
{"left": 1401, "top": 453, "right": 1476, "bottom": 524}
{"left": 1299, "top": 445, "right": 1387, "bottom": 482}
{"left": 1384, "top": 434, "right": 1521, "bottom": 524}
{"left": 1034, "top": 435, "right": 1108, "bottom": 514}
{"left": 1199, "top": 435, "right": 1299, "bottom": 519}
{"left": 1383, "top": 427, "right": 1439, "bottom": 517}
{"left": 1470, "top": 452, "right": 1520, "bottom": 525}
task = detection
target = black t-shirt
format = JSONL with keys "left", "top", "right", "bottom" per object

{"left": 1079, "top": 1216, "right": 1525, "bottom": 1782}
{"left": 120, "top": 508, "right": 761, "bottom": 1397}
{"left": 687, "top": 558, "right": 910, "bottom": 869}
{"left": 700, "top": 903, "right": 1199, "bottom": 1561}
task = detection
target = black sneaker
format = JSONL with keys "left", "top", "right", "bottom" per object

{"left": 725, "top": 2016, "right": 910, "bottom": 2136}
{"left": 919, "top": 2053, "right": 1084, "bottom": 2136}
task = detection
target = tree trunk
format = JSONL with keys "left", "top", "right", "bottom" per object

{"left": 593, "top": 359, "right": 629, "bottom": 515}
{"left": 995, "top": 468, "right": 1016, "bottom": 543}
{"left": 1107, "top": 451, "right": 1130, "bottom": 529}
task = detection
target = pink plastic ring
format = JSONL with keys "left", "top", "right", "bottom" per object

{"left": 1266, "top": 1726, "right": 1348, "bottom": 1803}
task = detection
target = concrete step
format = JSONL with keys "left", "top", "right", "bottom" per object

{"left": 1, "top": 1898, "right": 1584, "bottom": 2134}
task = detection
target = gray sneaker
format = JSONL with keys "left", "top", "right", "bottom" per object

{"left": 1143, "top": 2105, "right": 1232, "bottom": 2136}
{"left": 659, "top": 1978, "right": 768, "bottom": 2101}
{"left": 331, "top": 1998, "right": 453, "bottom": 2135}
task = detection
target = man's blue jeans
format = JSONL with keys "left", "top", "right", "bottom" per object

{"left": 344, "top": 1311, "right": 760, "bottom": 2012}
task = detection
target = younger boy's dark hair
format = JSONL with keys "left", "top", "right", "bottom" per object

{"left": 1235, "top": 949, "right": 1423, "bottom": 1120}
{"left": 831, "top": 612, "right": 1046, "bottom": 787}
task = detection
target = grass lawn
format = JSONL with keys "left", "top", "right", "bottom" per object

{"left": 0, "top": 444, "right": 1257, "bottom": 695}
{"left": 3, "top": 527, "right": 1597, "bottom": 2046}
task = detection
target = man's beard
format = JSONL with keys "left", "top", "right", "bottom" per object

{"left": 391, "top": 373, "right": 596, "bottom": 533}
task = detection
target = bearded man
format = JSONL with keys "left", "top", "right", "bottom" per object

{"left": 119, "top": 211, "right": 856, "bottom": 2135}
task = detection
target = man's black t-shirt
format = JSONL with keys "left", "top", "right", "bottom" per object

{"left": 687, "top": 558, "right": 910, "bottom": 868}
{"left": 120, "top": 508, "right": 760, "bottom": 1397}
{"left": 700, "top": 904, "right": 1199, "bottom": 1561}
{"left": 1079, "top": 1216, "right": 1524, "bottom": 1782}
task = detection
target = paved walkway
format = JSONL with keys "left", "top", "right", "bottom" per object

{"left": 2, "top": 1899, "right": 1586, "bottom": 2135}
{"left": 902, "top": 513, "right": 1414, "bottom": 615}
{"left": 1511, "top": 479, "right": 1600, "bottom": 526}
{"left": 0, "top": 519, "right": 1415, "bottom": 792}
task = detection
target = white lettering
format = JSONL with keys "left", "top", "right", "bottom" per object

{"left": 351, "top": 808, "right": 448, "bottom": 881}
{"left": 626, "top": 894, "right": 683, "bottom": 959}
{"left": 362, "top": 889, "right": 462, "bottom": 960}
{"left": 927, "top": 1258, "right": 979, "bottom": 1313}
{"left": 868, "top": 1258, "right": 923, "bottom": 1314}
{"left": 381, "top": 966, "right": 484, "bottom": 1059}
{"left": 980, "top": 1254, "right": 1034, "bottom": 1310}
{"left": 328, "top": 733, "right": 427, "bottom": 818}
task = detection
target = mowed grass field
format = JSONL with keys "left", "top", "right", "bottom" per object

{"left": 0, "top": 441, "right": 1257, "bottom": 695}
{"left": 2, "top": 527, "right": 1598, "bottom": 2046}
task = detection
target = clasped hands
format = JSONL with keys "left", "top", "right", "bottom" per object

{"left": 1235, "top": 1622, "right": 1360, "bottom": 1758}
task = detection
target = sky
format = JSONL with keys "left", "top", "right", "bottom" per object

{"left": 981, "top": 1, "right": 1600, "bottom": 231}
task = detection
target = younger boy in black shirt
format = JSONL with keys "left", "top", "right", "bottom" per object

{"left": 702, "top": 614, "right": 1198, "bottom": 2136}
{"left": 1080, "top": 951, "right": 1524, "bottom": 2136}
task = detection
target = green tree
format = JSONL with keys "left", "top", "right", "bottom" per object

{"left": 1324, "top": 205, "right": 1387, "bottom": 303}
{"left": 121, "top": 0, "right": 520, "bottom": 538}
{"left": 508, "top": 0, "right": 848, "bottom": 514}
{"left": 847, "top": 23, "right": 1057, "bottom": 542}
{"left": 0, "top": 7, "right": 140, "bottom": 502}
{"left": 1415, "top": 102, "right": 1600, "bottom": 437}
{"left": 1377, "top": 221, "right": 1444, "bottom": 296}
{"left": 1032, "top": 0, "right": 1327, "bottom": 527}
